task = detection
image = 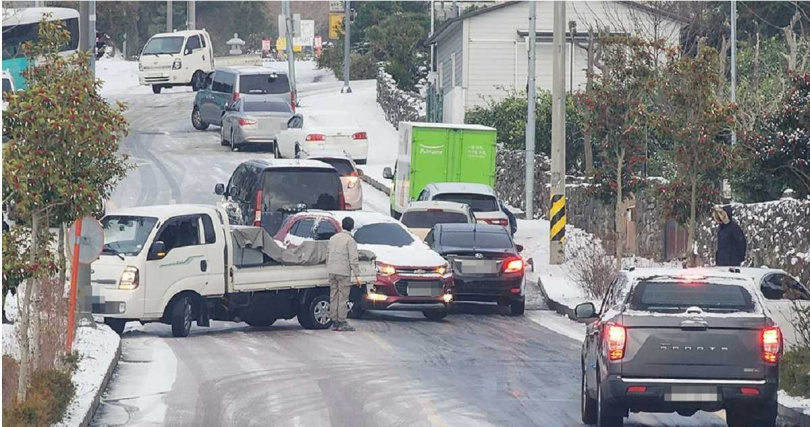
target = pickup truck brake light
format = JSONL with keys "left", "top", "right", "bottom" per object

{"left": 762, "top": 327, "right": 781, "bottom": 363}
{"left": 485, "top": 218, "right": 509, "bottom": 226}
{"left": 503, "top": 258, "right": 524, "bottom": 274}
{"left": 606, "top": 324, "right": 627, "bottom": 361}
{"left": 352, "top": 132, "right": 367, "bottom": 140}
{"left": 306, "top": 133, "right": 325, "bottom": 141}
{"left": 253, "top": 189, "right": 263, "bottom": 226}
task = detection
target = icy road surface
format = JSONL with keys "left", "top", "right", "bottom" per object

{"left": 92, "top": 60, "right": 726, "bottom": 426}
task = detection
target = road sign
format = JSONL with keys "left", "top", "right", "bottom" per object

{"left": 262, "top": 38, "right": 271, "bottom": 51}
{"left": 329, "top": 0, "right": 345, "bottom": 13}
{"left": 329, "top": 13, "right": 343, "bottom": 40}
{"left": 300, "top": 20, "right": 315, "bottom": 47}
{"left": 292, "top": 14, "right": 301, "bottom": 38}
{"left": 67, "top": 216, "right": 104, "bottom": 264}
{"left": 314, "top": 35, "right": 323, "bottom": 50}
{"left": 278, "top": 14, "right": 286, "bottom": 38}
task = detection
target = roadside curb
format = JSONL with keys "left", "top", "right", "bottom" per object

{"left": 78, "top": 333, "right": 121, "bottom": 427}
{"left": 537, "top": 279, "right": 810, "bottom": 427}
{"left": 360, "top": 173, "right": 391, "bottom": 196}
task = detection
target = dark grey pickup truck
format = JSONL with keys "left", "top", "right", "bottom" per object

{"left": 576, "top": 268, "right": 782, "bottom": 427}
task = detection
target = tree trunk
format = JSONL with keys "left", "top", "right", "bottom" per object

{"left": 17, "top": 213, "right": 38, "bottom": 401}
{"left": 687, "top": 177, "right": 698, "bottom": 267}
{"left": 583, "top": 31, "right": 596, "bottom": 173}
{"left": 58, "top": 225, "right": 66, "bottom": 289}
{"left": 615, "top": 152, "right": 624, "bottom": 271}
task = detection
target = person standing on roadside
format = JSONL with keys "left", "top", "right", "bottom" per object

{"left": 326, "top": 217, "right": 361, "bottom": 331}
{"left": 712, "top": 205, "right": 747, "bottom": 267}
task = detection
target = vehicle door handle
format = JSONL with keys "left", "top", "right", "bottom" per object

{"left": 200, "top": 260, "right": 208, "bottom": 272}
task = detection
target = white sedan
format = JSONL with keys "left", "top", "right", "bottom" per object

{"left": 275, "top": 111, "right": 369, "bottom": 164}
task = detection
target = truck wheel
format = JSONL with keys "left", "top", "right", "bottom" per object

{"left": 581, "top": 366, "right": 597, "bottom": 424}
{"left": 422, "top": 308, "right": 447, "bottom": 321}
{"left": 510, "top": 299, "right": 525, "bottom": 316}
{"left": 192, "top": 107, "right": 209, "bottom": 131}
{"left": 152, "top": 84, "right": 162, "bottom": 94}
{"left": 298, "top": 293, "right": 332, "bottom": 330}
{"left": 597, "top": 383, "right": 623, "bottom": 427}
{"left": 170, "top": 296, "right": 194, "bottom": 337}
{"left": 191, "top": 71, "right": 203, "bottom": 91}
{"left": 105, "top": 318, "right": 126, "bottom": 336}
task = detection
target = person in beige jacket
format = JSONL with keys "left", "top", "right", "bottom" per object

{"left": 326, "top": 217, "right": 361, "bottom": 331}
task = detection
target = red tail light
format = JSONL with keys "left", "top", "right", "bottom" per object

{"left": 627, "top": 386, "right": 647, "bottom": 393}
{"left": 485, "top": 218, "right": 509, "bottom": 226}
{"left": 606, "top": 324, "right": 626, "bottom": 361}
{"left": 346, "top": 172, "right": 359, "bottom": 189}
{"left": 253, "top": 189, "right": 263, "bottom": 226}
{"left": 291, "top": 93, "right": 296, "bottom": 112}
{"left": 762, "top": 327, "right": 781, "bottom": 363}
{"left": 238, "top": 118, "right": 257, "bottom": 126}
{"left": 740, "top": 388, "right": 760, "bottom": 396}
{"left": 233, "top": 92, "right": 240, "bottom": 102}
{"left": 352, "top": 131, "right": 367, "bottom": 140}
{"left": 503, "top": 258, "right": 524, "bottom": 273}
{"left": 306, "top": 133, "right": 325, "bottom": 141}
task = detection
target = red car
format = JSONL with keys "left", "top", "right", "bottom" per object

{"left": 275, "top": 210, "right": 453, "bottom": 320}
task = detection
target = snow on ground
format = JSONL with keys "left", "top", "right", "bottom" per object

{"left": 3, "top": 292, "right": 20, "bottom": 360}
{"left": 96, "top": 57, "right": 155, "bottom": 97}
{"left": 779, "top": 390, "right": 810, "bottom": 416}
{"left": 57, "top": 320, "right": 120, "bottom": 427}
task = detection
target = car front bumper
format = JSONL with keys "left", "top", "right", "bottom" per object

{"left": 362, "top": 274, "right": 453, "bottom": 312}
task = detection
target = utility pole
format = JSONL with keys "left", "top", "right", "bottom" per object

{"left": 89, "top": 0, "right": 96, "bottom": 75}
{"left": 550, "top": 1, "right": 566, "bottom": 265}
{"left": 430, "top": 1, "right": 435, "bottom": 72}
{"left": 525, "top": 1, "right": 537, "bottom": 220}
{"left": 730, "top": 0, "right": 737, "bottom": 146}
{"left": 167, "top": 0, "right": 173, "bottom": 33}
{"left": 187, "top": 0, "right": 196, "bottom": 31}
{"left": 284, "top": 1, "right": 298, "bottom": 101}
{"left": 341, "top": 0, "right": 352, "bottom": 93}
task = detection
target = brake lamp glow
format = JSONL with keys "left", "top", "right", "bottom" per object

{"left": 118, "top": 266, "right": 140, "bottom": 290}
{"left": 627, "top": 386, "right": 647, "bottom": 393}
{"left": 677, "top": 274, "right": 707, "bottom": 282}
{"left": 346, "top": 172, "right": 359, "bottom": 189}
{"left": 503, "top": 258, "right": 524, "bottom": 273}
{"left": 291, "top": 93, "right": 296, "bottom": 112}
{"left": 486, "top": 218, "right": 509, "bottom": 226}
{"left": 352, "top": 132, "right": 367, "bottom": 140}
{"left": 366, "top": 291, "right": 387, "bottom": 302}
{"left": 306, "top": 133, "right": 325, "bottom": 141}
{"left": 376, "top": 262, "right": 396, "bottom": 276}
{"left": 233, "top": 92, "right": 240, "bottom": 102}
{"left": 762, "top": 327, "right": 781, "bottom": 363}
{"left": 238, "top": 118, "right": 258, "bottom": 126}
{"left": 172, "top": 58, "right": 182, "bottom": 70}
{"left": 606, "top": 324, "right": 627, "bottom": 361}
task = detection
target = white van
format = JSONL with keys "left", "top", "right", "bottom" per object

{"left": 138, "top": 29, "right": 214, "bottom": 94}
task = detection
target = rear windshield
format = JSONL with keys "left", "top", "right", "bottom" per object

{"left": 433, "top": 193, "right": 498, "bottom": 212}
{"left": 142, "top": 36, "right": 184, "bottom": 55}
{"left": 401, "top": 211, "right": 469, "bottom": 229}
{"left": 354, "top": 223, "right": 415, "bottom": 247}
{"left": 313, "top": 158, "right": 354, "bottom": 176}
{"left": 244, "top": 100, "right": 291, "bottom": 113}
{"left": 630, "top": 281, "right": 756, "bottom": 313}
{"left": 240, "top": 74, "right": 290, "bottom": 94}
{"left": 440, "top": 231, "right": 513, "bottom": 249}
{"left": 261, "top": 169, "right": 341, "bottom": 211}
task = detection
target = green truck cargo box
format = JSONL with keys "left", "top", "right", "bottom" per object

{"left": 384, "top": 122, "right": 497, "bottom": 217}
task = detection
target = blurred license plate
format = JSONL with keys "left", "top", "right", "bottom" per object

{"left": 665, "top": 386, "right": 718, "bottom": 402}
{"left": 463, "top": 260, "right": 497, "bottom": 274}
{"left": 408, "top": 283, "right": 439, "bottom": 297}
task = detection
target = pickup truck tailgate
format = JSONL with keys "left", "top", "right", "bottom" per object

{"left": 233, "top": 259, "right": 377, "bottom": 293}
{"left": 621, "top": 314, "right": 768, "bottom": 380}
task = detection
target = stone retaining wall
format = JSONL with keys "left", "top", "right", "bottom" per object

{"left": 376, "top": 66, "right": 425, "bottom": 129}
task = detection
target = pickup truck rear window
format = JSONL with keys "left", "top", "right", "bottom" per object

{"left": 630, "top": 281, "right": 755, "bottom": 313}
{"left": 401, "top": 211, "right": 469, "bottom": 229}
{"left": 433, "top": 193, "right": 498, "bottom": 212}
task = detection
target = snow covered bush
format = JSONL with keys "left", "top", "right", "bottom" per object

{"left": 2, "top": 368, "right": 75, "bottom": 426}
{"left": 567, "top": 228, "right": 617, "bottom": 299}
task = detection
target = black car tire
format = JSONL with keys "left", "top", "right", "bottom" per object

{"left": 423, "top": 308, "right": 448, "bottom": 321}
{"left": 152, "top": 84, "right": 162, "bottom": 94}
{"left": 170, "top": 295, "right": 194, "bottom": 338}
{"left": 220, "top": 126, "right": 229, "bottom": 146}
{"left": 581, "top": 367, "right": 597, "bottom": 424}
{"left": 510, "top": 299, "right": 525, "bottom": 316}
{"left": 105, "top": 318, "right": 126, "bottom": 336}
{"left": 192, "top": 107, "right": 209, "bottom": 131}
{"left": 297, "top": 293, "right": 332, "bottom": 330}
{"left": 727, "top": 402, "right": 777, "bottom": 427}
{"left": 191, "top": 71, "right": 203, "bottom": 91}
{"left": 597, "top": 383, "right": 623, "bottom": 427}
{"left": 230, "top": 130, "right": 238, "bottom": 152}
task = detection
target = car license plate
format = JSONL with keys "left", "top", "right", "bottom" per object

{"left": 462, "top": 260, "right": 497, "bottom": 275}
{"left": 664, "top": 386, "right": 718, "bottom": 402}
{"left": 408, "top": 283, "right": 439, "bottom": 297}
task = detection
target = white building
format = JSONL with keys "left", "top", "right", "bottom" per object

{"left": 426, "top": 1, "right": 686, "bottom": 122}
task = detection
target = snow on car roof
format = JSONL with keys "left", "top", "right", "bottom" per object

{"left": 106, "top": 204, "right": 220, "bottom": 221}
{"left": 436, "top": 223, "right": 507, "bottom": 234}
{"left": 625, "top": 268, "right": 756, "bottom": 286}
{"left": 303, "top": 151, "right": 353, "bottom": 161}
{"left": 326, "top": 210, "right": 400, "bottom": 228}
{"left": 428, "top": 182, "right": 497, "bottom": 196}
{"left": 251, "top": 159, "right": 335, "bottom": 170}
{"left": 218, "top": 66, "right": 288, "bottom": 76}
{"left": 709, "top": 266, "right": 794, "bottom": 283}
{"left": 404, "top": 201, "right": 471, "bottom": 212}
{"left": 148, "top": 29, "right": 207, "bottom": 38}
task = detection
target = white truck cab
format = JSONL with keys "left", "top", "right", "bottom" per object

{"left": 138, "top": 29, "right": 214, "bottom": 94}
{"left": 92, "top": 204, "right": 376, "bottom": 337}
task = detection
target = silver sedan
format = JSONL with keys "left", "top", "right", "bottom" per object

{"left": 220, "top": 98, "right": 293, "bottom": 154}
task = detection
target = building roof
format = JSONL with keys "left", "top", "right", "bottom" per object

{"left": 426, "top": 0, "right": 687, "bottom": 46}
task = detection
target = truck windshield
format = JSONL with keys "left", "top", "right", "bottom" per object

{"left": 433, "top": 193, "right": 498, "bottom": 212}
{"left": 354, "top": 223, "right": 415, "bottom": 247}
{"left": 630, "top": 281, "right": 756, "bottom": 313}
{"left": 240, "top": 74, "right": 290, "bottom": 94}
{"left": 142, "top": 36, "right": 184, "bottom": 55}
{"left": 261, "top": 169, "right": 341, "bottom": 210}
{"left": 401, "top": 211, "right": 469, "bottom": 229}
{"left": 101, "top": 216, "right": 158, "bottom": 256}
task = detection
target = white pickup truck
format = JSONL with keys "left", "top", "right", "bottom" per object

{"left": 91, "top": 204, "right": 376, "bottom": 337}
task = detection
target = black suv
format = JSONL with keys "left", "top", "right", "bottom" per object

{"left": 576, "top": 268, "right": 781, "bottom": 427}
{"left": 425, "top": 223, "right": 525, "bottom": 315}
{"left": 215, "top": 159, "right": 346, "bottom": 235}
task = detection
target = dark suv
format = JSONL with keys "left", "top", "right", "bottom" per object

{"left": 576, "top": 268, "right": 781, "bottom": 427}
{"left": 425, "top": 223, "right": 525, "bottom": 315}
{"left": 214, "top": 159, "right": 346, "bottom": 235}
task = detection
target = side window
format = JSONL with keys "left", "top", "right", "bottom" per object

{"left": 203, "top": 72, "right": 215, "bottom": 89}
{"left": 212, "top": 73, "right": 225, "bottom": 92}
{"left": 424, "top": 230, "right": 435, "bottom": 247}
{"left": 222, "top": 73, "right": 235, "bottom": 94}
{"left": 156, "top": 216, "right": 201, "bottom": 253}
{"left": 763, "top": 274, "right": 810, "bottom": 301}
{"left": 200, "top": 34, "right": 207, "bottom": 48}
{"left": 227, "top": 165, "right": 245, "bottom": 201}
{"left": 185, "top": 35, "right": 201, "bottom": 52}
{"left": 417, "top": 190, "right": 428, "bottom": 201}
{"left": 290, "top": 219, "right": 315, "bottom": 238}
{"left": 599, "top": 278, "right": 619, "bottom": 314}
{"left": 761, "top": 274, "right": 785, "bottom": 300}
{"left": 314, "top": 220, "right": 337, "bottom": 236}
{"left": 202, "top": 214, "right": 216, "bottom": 244}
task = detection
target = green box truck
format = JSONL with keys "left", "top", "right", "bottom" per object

{"left": 382, "top": 122, "right": 498, "bottom": 218}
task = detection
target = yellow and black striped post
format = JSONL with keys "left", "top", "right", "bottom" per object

{"left": 550, "top": 194, "right": 566, "bottom": 263}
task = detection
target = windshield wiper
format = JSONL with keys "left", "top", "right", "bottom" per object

{"left": 102, "top": 246, "right": 125, "bottom": 261}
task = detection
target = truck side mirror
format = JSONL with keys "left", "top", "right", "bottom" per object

{"left": 287, "top": 114, "right": 303, "bottom": 129}
{"left": 575, "top": 302, "right": 597, "bottom": 320}
{"left": 214, "top": 183, "right": 225, "bottom": 195}
{"left": 148, "top": 241, "right": 167, "bottom": 260}
{"left": 515, "top": 244, "right": 524, "bottom": 253}
{"left": 382, "top": 167, "right": 393, "bottom": 180}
